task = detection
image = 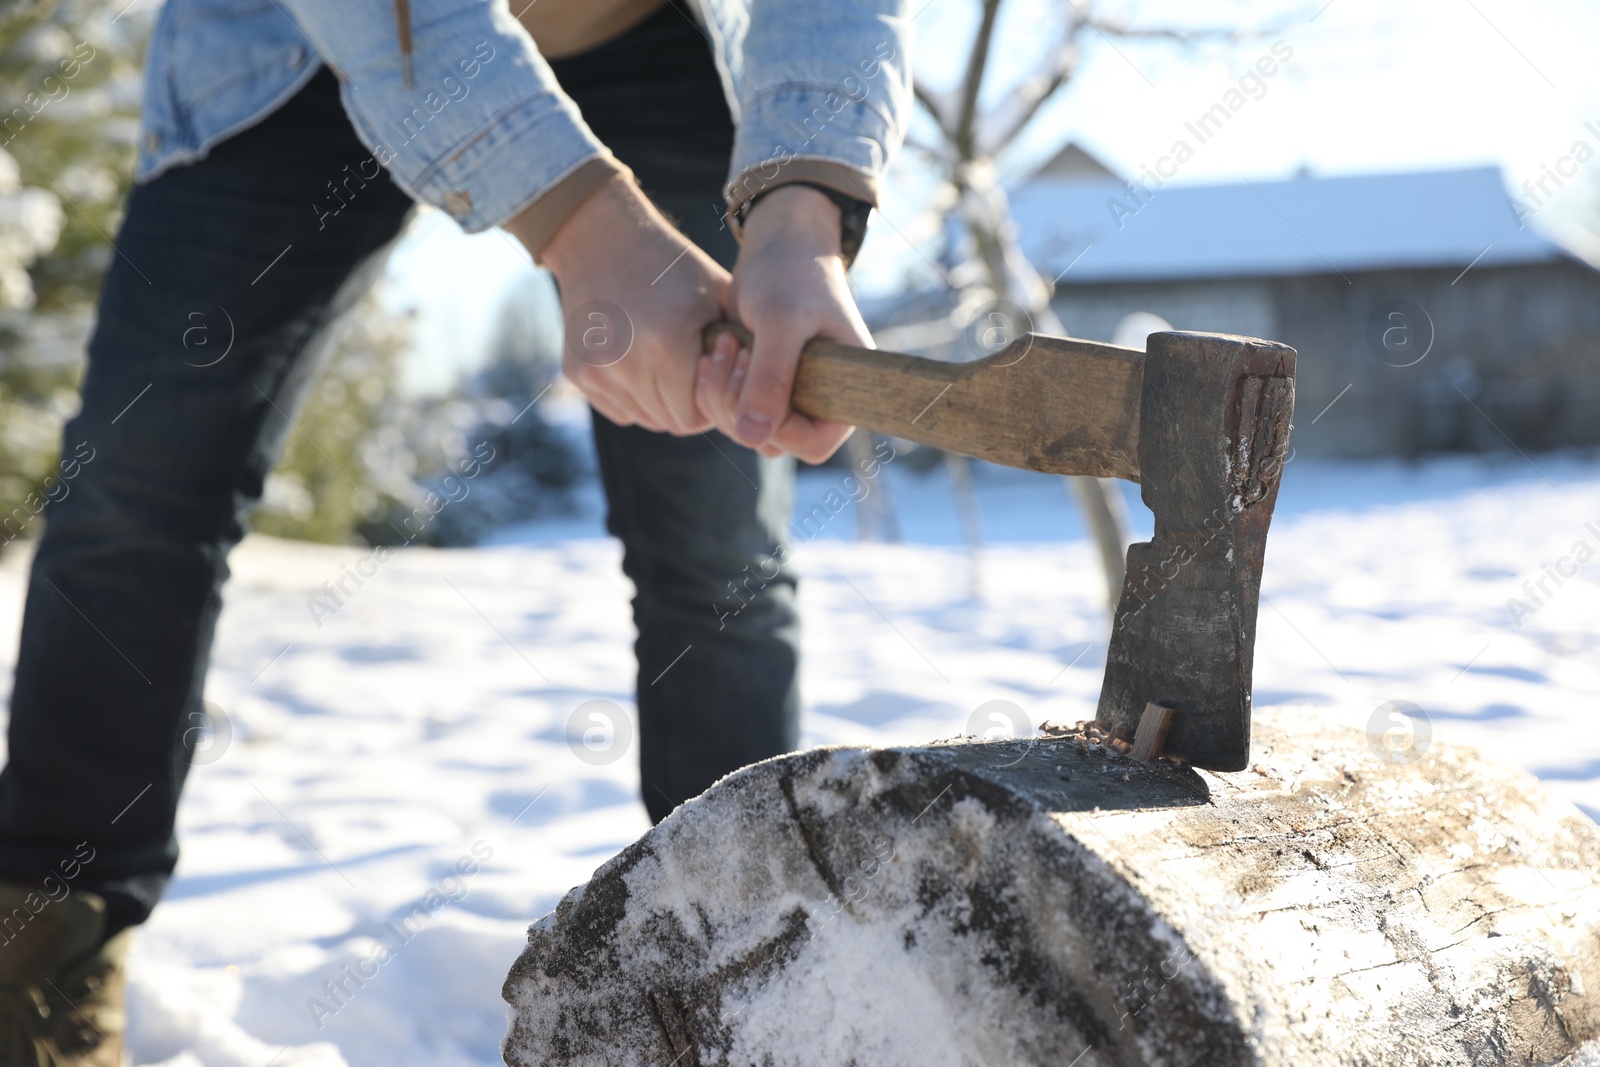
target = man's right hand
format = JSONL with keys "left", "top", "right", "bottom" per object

{"left": 511, "top": 177, "right": 727, "bottom": 435}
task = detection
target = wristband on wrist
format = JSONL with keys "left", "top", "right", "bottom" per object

{"left": 734, "top": 181, "right": 872, "bottom": 268}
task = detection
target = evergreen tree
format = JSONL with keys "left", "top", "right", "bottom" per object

{"left": 0, "top": 0, "right": 143, "bottom": 554}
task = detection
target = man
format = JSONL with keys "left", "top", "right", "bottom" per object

{"left": 0, "top": 0, "right": 911, "bottom": 1061}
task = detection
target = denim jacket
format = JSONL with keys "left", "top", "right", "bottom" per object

{"left": 137, "top": 0, "right": 913, "bottom": 243}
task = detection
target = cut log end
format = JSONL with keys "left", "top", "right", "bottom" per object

{"left": 503, "top": 707, "right": 1600, "bottom": 1066}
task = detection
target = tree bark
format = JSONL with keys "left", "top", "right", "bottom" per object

{"left": 503, "top": 706, "right": 1600, "bottom": 1066}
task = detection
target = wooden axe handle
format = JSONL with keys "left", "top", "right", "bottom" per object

{"left": 703, "top": 322, "right": 1145, "bottom": 481}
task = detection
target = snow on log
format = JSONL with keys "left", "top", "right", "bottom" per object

{"left": 502, "top": 706, "right": 1600, "bottom": 1066}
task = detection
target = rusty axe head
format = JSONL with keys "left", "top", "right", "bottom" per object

{"left": 1094, "top": 332, "right": 1295, "bottom": 770}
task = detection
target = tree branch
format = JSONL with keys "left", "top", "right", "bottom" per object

{"left": 1079, "top": 17, "right": 1271, "bottom": 45}
{"left": 901, "top": 132, "right": 952, "bottom": 166}
{"left": 974, "top": 11, "right": 1283, "bottom": 159}
{"left": 954, "top": 0, "right": 1003, "bottom": 163}
{"left": 976, "top": 21, "right": 1084, "bottom": 158}
{"left": 912, "top": 81, "right": 956, "bottom": 143}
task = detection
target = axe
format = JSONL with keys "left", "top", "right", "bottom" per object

{"left": 705, "top": 323, "right": 1295, "bottom": 771}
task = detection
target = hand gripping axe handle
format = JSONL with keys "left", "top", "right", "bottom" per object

{"left": 704, "top": 324, "right": 1295, "bottom": 770}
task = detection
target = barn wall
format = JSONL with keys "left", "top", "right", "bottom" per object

{"left": 1051, "top": 260, "right": 1600, "bottom": 457}
{"left": 1051, "top": 279, "right": 1277, "bottom": 347}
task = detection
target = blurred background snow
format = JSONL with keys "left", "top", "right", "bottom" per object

{"left": 4, "top": 446, "right": 1595, "bottom": 1066}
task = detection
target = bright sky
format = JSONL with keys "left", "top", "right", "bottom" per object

{"left": 387, "top": 0, "right": 1600, "bottom": 391}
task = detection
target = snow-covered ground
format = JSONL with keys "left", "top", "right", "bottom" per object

{"left": 1, "top": 440, "right": 1598, "bottom": 1066}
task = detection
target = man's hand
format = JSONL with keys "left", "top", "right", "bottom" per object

{"left": 696, "top": 185, "right": 868, "bottom": 463}
{"left": 515, "top": 177, "right": 727, "bottom": 435}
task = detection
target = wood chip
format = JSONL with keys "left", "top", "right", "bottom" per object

{"left": 1131, "top": 702, "right": 1176, "bottom": 761}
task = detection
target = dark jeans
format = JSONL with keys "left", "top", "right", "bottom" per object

{"left": 0, "top": 5, "right": 798, "bottom": 936}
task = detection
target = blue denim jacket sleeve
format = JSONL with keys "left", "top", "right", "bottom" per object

{"left": 273, "top": 0, "right": 614, "bottom": 234}
{"left": 277, "top": 0, "right": 612, "bottom": 233}
{"left": 137, "top": 0, "right": 913, "bottom": 236}
{"left": 698, "top": 0, "right": 914, "bottom": 218}
{"left": 138, "top": 0, "right": 609, "bottom": 234}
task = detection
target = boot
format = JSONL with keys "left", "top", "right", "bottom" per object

{"left": 0, "top": 883, "right": 130, "bottom": 1067}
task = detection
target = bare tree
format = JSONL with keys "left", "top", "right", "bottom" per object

{"left": 903, "top": 0, "right": 1247, "bottom": 608}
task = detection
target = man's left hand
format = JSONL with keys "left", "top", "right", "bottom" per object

{"left": 695, "top": 185, "right": 869, "bottom": 464}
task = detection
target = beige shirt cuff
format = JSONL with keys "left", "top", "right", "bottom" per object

{"left": 723, "top": 159, "right": 880, "bottom": 240}
{"left": 512, "top": 155, "right": 635, "bottom": 262}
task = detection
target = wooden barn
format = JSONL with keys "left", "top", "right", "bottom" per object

{"left": 1005, "top": 149, "right": 1600, "bottom": 457}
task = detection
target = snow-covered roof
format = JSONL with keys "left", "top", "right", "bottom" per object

{"left": 1008, "top": 166, "right": 1580, "bottom": 284}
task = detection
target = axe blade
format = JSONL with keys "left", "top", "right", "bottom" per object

{"left": 1095, "top": 332, "right": 1295, "bottom": 770}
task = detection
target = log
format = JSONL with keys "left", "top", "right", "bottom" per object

{"left": 502, "top": 707, "right": 1600, "bottom": 1066}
